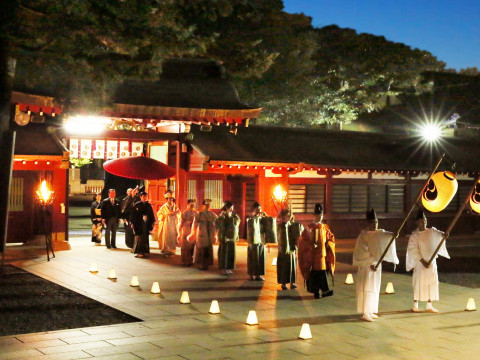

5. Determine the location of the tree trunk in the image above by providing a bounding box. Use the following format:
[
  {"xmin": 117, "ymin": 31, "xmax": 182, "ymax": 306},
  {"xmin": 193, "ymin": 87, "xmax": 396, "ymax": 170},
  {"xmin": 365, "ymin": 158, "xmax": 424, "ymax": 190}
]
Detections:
[{"xmin": 0, "ymin": 1, "xmax": 17, "ymax": 257}]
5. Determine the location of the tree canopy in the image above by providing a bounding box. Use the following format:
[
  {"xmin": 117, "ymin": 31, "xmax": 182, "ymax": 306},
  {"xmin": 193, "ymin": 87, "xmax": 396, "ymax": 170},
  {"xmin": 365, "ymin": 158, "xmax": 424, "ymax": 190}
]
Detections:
[{"xmin": 9, "ymin": 0, "xmax": 448, "ymax": 125}]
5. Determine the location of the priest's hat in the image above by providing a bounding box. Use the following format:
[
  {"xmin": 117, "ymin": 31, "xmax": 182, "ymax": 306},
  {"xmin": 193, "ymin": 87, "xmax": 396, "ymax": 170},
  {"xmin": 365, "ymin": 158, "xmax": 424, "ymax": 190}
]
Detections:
[
  {"xmin": 314, "ymin": 203, "xmax": 323, "ymax": 214},
  {"xmin": 366, "ymin": 208, "xmax": 377, "ymax": 221},
  {"xmin": 415, "ymin": 208, "xmax": 427, "ymax": 220}
]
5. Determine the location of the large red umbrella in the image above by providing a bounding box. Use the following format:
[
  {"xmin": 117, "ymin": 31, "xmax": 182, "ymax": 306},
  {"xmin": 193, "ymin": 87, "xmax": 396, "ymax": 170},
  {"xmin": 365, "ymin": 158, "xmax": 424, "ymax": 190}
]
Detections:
[{"xmin": 103, "ymin": 156, "xmax": 176, "ymax": 180}]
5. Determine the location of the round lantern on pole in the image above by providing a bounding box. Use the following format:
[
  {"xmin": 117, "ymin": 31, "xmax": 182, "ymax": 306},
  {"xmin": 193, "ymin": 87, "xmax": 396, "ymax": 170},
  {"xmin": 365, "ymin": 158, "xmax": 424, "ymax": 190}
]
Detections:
[
  {"xmin": 421, "ymin": 171, "xmax": 458, "ymax": 212},
  {"xmin": 469, "ymin": 181, "xmax": 480, "ymax": 214}
]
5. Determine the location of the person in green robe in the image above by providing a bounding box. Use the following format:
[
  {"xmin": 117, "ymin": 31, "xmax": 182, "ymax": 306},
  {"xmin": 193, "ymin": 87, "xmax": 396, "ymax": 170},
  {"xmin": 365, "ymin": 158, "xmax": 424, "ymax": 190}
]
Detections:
[
  {"xmin": 247, "ymin": 201, "xmax": 268, "ymax": 281},
  {"xmin": 216, "ymin": 200, "xmax": 240, "ymax": 275}
]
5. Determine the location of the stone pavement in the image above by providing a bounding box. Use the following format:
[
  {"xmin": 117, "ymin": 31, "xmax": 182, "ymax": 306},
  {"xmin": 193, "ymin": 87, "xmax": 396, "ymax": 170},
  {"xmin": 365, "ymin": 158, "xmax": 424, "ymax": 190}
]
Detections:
[{"xmin": 2, "ymin": 236, "xmax": 480, "ymax": 360}]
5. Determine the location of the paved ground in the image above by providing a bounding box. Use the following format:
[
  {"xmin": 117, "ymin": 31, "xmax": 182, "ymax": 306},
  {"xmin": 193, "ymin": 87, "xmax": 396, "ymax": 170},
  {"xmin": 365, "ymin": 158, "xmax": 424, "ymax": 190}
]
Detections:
[{"xmin": 2, "ymin": 235, "xmax": 480, "ymax": 360}]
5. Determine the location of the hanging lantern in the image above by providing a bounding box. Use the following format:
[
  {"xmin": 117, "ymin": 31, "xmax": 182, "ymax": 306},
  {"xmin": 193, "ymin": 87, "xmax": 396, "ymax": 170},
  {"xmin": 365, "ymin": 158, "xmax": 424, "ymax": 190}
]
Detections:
[
  {"xmin": 272, "ymin": 257, "xmax": 277, "ymax": 266},
  {"xmin": 469, "ymin": 181, "xmax": 480, "ymax": 214},
  {"xmin": 298, "ymin": 323, "xmax": 312, "ymax": 340},
  {"xmin": 150, "ymin": 282, "xmax": 161, "ymax": 294},
  {"xmin": 421, "ymin": 171, "xmax": 458, "ymax": 212},
  {"xmin": 209, "ymin": 300, "xmax": 221, "ymax": 314},
  {"xmin": 130, "ymin": 275, "xmax": 139, "ymax": 287},
  {"xmin": 345, "ymin": 273, "xmax": 354, "ymax": 285},
  {"xmin": 466, "ymin": 298, "xmax": 476, "ymax": 311},
  {"xmin": 180, "ymin": 291, "xmax": 190, "ymax": 304},
  {"xmin": 89, "ymin": 263, "xmax": 98, "ymax": 274},
  {"xmin": 246, "ymin": 310, "xmax": 258, "ymax": 325},
  {"xmin": 385, "ymin": 282, "xmax": 394, "ymax": 294},
  {"xmin": 108, "ymin": 268, "xmax": 117, "ymax": 280}
]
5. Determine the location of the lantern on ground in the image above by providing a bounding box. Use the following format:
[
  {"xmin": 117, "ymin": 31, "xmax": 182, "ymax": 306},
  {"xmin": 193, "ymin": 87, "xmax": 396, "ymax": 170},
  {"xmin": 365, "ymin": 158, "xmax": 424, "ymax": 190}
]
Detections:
[
  {"xmin": 180, "ymin": 291, "xmax": 190, "ymax": 304},
  {"xmin": 108, "ymin": 268, "xmax": 117, "ymax": 280},
  {"xmin": 272, "ymin": 257, "xmax": 277, "ymax": 266},
  {"xmin": 209, "ymin": 300, "xmax": 220, "ymax": 314},
  {"xmin": 151, "ymin": 282, "xmax": 161, "ymax": 294},
  {"xmin": 385, "ymin": 282, "xmax": 394, "ymax": 294},
  {"xmin": 345, "ymin": 274, "xmax": 354, "ymax": 285},
  {"xmin": 130, "ymin": 275, "xmax": 139, "ymax": 287},
  {"xmin": 89, "ymin": 263, "xmax": 98, "ymax": 274},
  {"xmin": 422, "ymin": 171, "xmax": 458, "ymax": 212},
  {"xmin": 466, "ymin": 298, "xmax": 476, "ymax": 311},
  {"xmin": 246, "ymin": 310, "xmax": 258, "ymax": 325},
  {"xmin": 469, "ymin": 181, "xmax": 480, "ymax": 214},
  {"xmin": 298, "ymin": 323, "xmax": 312, "ymax": 340}
]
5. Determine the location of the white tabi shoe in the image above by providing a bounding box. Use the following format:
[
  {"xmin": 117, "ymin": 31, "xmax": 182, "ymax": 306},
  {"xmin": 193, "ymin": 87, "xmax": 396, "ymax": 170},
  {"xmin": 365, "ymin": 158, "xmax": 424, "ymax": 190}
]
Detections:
[
  {"xmin": 425, "ymin": 303, "xmax": 439, "ymax": 313},
  {"xmin": 370, "ymin": 313, "xmax": 379, "ymax": 319},
  {"xmin": 411, "ymin": 302, "xmax": 421, "ymax": 312},
  {"xmin": 361, "ymin": 313, "xmax": 374, "ymax": 322}
]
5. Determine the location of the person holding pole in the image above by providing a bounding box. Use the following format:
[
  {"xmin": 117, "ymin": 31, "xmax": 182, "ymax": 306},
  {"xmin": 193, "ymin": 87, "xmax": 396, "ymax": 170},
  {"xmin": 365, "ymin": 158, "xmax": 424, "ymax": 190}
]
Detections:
[
  {"xmin": 353, "ymin": 209, "xmax": 399, "ymax": 322},
  {"xmin": 406, "ymin": 209, "xmax": 450, "ymax": 313}
]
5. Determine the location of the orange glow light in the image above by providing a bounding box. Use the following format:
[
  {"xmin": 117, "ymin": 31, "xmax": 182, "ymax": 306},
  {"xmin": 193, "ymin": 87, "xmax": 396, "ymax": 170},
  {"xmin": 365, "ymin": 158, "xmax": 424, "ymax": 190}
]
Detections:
[
  {"xmin": 35, "ymin": 180, "xmax": 55, "ymax": 205},
  {"xmin": 273, "ymin": 185, "xmax": 287, "ymax": 203}
]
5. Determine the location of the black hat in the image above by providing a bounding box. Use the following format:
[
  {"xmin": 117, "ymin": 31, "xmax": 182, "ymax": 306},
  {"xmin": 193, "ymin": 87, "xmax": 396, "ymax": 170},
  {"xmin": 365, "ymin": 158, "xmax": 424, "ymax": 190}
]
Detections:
[
  {"xmin": 251, "ymin": 201, "xmax": 261, "ymax": 210},
  {"xmin": 415, "ymin": 208, "xmax": 426, "ymax": 220},
  {"xmin": 314, "ymin": 203, "xmax": 323, "ymax": 214},
  {"xmin": 187, "ymin": 199, "xmax": 196, "ymax": 204},
  {"xmin": 222, "ymin": 200, "xmax": 233, "ymax": 211},
  {"xmin": 139, "ymin": 191, "xmax": 147, "ymax": 196},
  {"xmin": 366, "ymin": 209, "xmax": 377, "ymax": 221}
]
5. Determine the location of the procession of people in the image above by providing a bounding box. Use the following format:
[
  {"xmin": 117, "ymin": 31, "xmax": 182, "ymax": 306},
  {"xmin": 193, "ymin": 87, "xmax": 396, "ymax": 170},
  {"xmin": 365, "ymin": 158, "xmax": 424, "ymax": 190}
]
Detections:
[{"xmin": 89, "ymin": 185, "xmax": 457, "ymax": 322}]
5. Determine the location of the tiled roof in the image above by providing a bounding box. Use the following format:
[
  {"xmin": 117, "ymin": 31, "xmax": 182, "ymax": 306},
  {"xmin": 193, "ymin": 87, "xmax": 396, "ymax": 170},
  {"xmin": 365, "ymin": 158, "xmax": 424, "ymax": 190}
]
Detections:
[{"xmin": 190, "ymin": 124, "xmax": 480, "ymax": 173}]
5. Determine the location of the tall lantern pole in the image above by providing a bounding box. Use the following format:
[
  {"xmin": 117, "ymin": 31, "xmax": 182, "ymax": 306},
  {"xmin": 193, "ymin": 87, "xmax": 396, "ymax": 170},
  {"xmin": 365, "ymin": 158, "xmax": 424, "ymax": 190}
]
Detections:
[
  {"xmin": 374, "ymin": 153, "xmax": 446, "ymax": 270},
  {"xmin": 426, "ymin": 174, "xmax": 480, "ymax": 267}
]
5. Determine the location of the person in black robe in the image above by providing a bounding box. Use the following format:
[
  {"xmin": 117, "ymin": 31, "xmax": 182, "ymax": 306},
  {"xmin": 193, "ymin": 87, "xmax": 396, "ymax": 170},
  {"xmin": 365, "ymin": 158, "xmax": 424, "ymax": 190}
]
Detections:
[{"xmin": 130, "ymin": 191, "xmax": 155, "ymax": 258}]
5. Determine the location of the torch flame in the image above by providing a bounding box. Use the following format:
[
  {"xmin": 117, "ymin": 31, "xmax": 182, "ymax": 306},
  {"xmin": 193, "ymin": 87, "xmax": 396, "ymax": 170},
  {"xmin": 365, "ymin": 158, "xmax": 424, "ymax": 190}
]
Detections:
[
  {"xmin": 36, "ymin": 180, "xmax": 54, "ymax": 204},
  {"xmin": 273, "ymin": 185, "xmax": 287, "ymax": 202}
]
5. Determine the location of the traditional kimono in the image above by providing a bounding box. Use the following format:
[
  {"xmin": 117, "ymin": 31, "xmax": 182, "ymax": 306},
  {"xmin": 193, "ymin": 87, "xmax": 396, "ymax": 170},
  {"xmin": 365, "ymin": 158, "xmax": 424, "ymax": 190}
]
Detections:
[
  {"xmin": 406, "ymin": 228, "xmax": 449, "ymax": 301},
  {"xmin": 246, "ymin": 215, "xmax": 268, "ymax": 277},
  {"xmin": 277, "ymin": 220, "xmax": 303, "ymax": 285},
  {"xmin": 122, "ymin": 194, "xmax": 137, "ymax": 249},
  {"xmin": 192, "ymin": 210, "xmax": 217, "ymax": 269},
  {"xmin": 130, "ymin": 200, "xmax": 155, "ymax": 255},
  {"xmin": 90, "ymin": 200, "xmax": 102, "ymax": 243},
  {"xmin": 298, "ymin": 222, "xmax": 336, "ymax": 295},
  {"xmin": 157, "ymin": 202, "xmax": 180, "ymax": 255},
  {"xmin": 353, "ymin": 229, "xmax": 399, "ymax": 314},
  {"xmin": 179, "ymin": 209, "xmax": 198, "ymax": 265},
  {"xmin": 216, "ymin": 212, "xmax": 240, "ymax": 270}
]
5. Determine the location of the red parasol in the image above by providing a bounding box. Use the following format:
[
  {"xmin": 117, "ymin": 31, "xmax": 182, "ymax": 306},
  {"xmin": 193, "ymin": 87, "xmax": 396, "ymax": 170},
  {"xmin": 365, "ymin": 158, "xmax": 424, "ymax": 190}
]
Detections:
[{"xmin": 103, "ymin": 156, "xmax": 176, "ymax": 180}]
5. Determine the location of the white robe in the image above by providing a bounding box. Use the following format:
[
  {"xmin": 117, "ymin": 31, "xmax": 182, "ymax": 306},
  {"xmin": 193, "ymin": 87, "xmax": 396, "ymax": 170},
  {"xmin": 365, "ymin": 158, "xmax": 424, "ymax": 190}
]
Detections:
[
  {"xmin": 353, "ymin": 229, "xmax": 399, "ymax": 314},
  {"xmin": 406, "ymin": 228, "xmax": 449, "ymax": 301}
]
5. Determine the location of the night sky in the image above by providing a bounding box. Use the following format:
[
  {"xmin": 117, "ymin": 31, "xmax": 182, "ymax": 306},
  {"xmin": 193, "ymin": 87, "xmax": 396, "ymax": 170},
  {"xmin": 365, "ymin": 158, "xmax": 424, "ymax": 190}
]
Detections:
[{"xmin": 283, "ymin": 0, "xmax": 480, "ymax": 71}]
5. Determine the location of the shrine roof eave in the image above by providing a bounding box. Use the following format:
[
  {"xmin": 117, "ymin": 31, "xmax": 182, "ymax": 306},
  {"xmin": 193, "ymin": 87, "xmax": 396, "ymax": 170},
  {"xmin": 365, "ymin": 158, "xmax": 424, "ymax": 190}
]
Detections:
[
  {"xmin": 63, "ymin": 129, "xmax": 181, "ymax": 142},
  {"xmin": 104, "ymin": 104, "xmax": 261, "ymax": 125}
]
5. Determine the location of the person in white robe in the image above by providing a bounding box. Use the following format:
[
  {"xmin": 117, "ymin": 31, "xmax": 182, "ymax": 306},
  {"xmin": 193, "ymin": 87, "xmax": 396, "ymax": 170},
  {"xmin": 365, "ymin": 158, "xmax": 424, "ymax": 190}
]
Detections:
[
  {"xmin": 157, "ymin": 190, "xmax": 180, "ymax": 256},
  {"xmin": 353, "ymin": 209, "xmax": 399, "ymax": 322},
  {"xmin": 406, "ymin": 209, "xmax": 449, "ymax": 313}
]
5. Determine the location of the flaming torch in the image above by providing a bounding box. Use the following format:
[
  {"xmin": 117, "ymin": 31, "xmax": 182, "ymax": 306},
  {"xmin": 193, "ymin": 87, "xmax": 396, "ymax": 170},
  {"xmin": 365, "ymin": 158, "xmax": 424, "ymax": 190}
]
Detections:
[
  {"xmin": 35, "ymin": 180, "xmax": 56, "ymax": 261},
  {"xmin": 272, "ymin": 185, "xmax": 288, "ymax": 216}
]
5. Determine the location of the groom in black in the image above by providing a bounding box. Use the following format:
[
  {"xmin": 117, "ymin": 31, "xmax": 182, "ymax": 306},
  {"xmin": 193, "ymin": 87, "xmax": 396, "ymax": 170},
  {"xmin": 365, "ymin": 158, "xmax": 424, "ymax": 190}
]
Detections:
[{"xmin": 101, "ymin": 189, "xmax": 121, "ymax": 249}]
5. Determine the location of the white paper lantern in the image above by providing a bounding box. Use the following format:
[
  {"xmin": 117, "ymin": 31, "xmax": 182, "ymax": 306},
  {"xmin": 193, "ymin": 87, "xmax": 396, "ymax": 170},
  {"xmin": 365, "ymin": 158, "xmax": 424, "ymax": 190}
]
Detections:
[
  {"xmin": 209, "ymin": 300, "xmax": 220, "ymax": 314},
  {"xmin": 246, "ymin": 310, "xmax": 258, "ymax": 325},
  {"xmin": 298, "ymin": 323, "xmax": 312, "ymax": 340}
]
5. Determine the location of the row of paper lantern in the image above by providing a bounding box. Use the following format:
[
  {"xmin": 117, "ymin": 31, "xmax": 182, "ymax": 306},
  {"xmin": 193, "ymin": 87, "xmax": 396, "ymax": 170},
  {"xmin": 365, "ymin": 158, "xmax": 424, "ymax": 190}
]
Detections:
[
  {"xmin": 89, "ymin": 263, "xmax": 313, "ymax": 338},
  {"xmin": 344, "ymin": 273, "xmax": 476, "ymax": 311},
  {"xmin": 421, "ymin": 171, "xmax": 480, "ymax": 213}
]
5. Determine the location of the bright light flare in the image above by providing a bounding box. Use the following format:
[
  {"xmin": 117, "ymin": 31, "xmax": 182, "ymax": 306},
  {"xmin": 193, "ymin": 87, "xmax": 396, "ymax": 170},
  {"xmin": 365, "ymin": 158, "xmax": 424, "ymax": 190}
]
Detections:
[
  {"xmin": 36, "ymin": 180, "xmax": 55, "ymax": 204},
  {"xmin": 64, "ymin": 115, "xmax": 110, "ymax": 135},
  {"xmin": 418, "ymin": 122, "xmax": 443, "ymax": 142},
  {"xmin": 273, "ymin": 185, "xmax": 287, "ymax": 202}
]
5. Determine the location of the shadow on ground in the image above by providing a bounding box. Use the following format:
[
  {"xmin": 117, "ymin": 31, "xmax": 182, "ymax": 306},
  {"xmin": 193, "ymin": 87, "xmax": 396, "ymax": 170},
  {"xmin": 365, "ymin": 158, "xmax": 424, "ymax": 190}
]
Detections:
[{"xmin": 0, "ymin": 265, "xmax": 141, "ymax": 336}]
